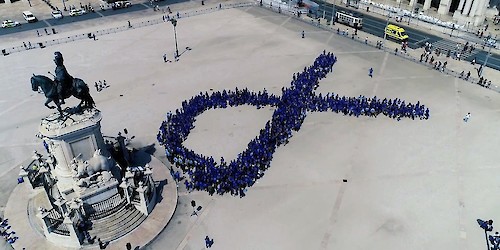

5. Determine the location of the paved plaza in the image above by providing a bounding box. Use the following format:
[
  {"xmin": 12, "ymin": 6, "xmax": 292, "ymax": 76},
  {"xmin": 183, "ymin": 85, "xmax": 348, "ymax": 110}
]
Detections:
[{"xmin": 1, "ymin": 4, "xmax": 500, "ymax": 250}]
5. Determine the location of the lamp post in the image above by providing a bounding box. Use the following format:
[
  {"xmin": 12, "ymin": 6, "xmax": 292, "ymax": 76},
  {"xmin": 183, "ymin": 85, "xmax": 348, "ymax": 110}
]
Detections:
[
  {"xmin": 479, "ymin": 34, "xmax": 496, "ymax": 77},
  {"xmin": 408, "ymin": 0, "xmax": 416, "ymax": 25},
  {"xmin": 170, "ymin": 18, "xmax": 179, "ymax": 59},
  {"xmin": 331, "ymin": 0, "xmax": 336, "ymax": 25},
  {"xmin": 383, "ymin": 13, "xmax": 390, "ymax": 47}
]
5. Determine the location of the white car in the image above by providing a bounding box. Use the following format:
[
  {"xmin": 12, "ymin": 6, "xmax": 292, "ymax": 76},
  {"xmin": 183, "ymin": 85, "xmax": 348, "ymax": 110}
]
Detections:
[
  {"xmin": 51, "ymin": 10, "xmax": 63, "ymax": 19},
  {"xmin": 22, "ymin": 11, "xmax": 37, "ymax": 23},
  {"xmin": 69, "ymin": 8, "xmax": 86, "ymax": 16},
  {"xmin": 112, "ymin": 1, "xmax": 132, "ymax": 9},
  {"xmin": 1, "ymin": 20, "xmax": 20, "ymax": 28},
  {"xmin": 485, "ymin": 38, "xmax": 497, "ymax": 48}
]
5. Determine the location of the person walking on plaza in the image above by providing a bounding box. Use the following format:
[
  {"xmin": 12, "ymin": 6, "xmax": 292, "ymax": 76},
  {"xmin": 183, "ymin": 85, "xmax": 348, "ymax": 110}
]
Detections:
[
  {"xmin": 205, "ymin": 236, "xmax": 214, "ymax": 248},
  {"xmin": 463, "ymin": 112, "xmax": 471, "ymax": 122},
  {"xmin": 368, "ymin": 68, "xmax": 373, "ymax": 78},
  {"xmin": 302, "ymin": 30, "xmax": 304, "ymax": 38}
]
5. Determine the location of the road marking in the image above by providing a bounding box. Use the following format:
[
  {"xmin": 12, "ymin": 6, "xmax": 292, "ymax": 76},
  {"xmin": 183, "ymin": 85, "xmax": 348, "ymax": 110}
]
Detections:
[
  {"xmin": 325, "ymin": 32, "xmax": 334, "ymax": 45},
  {"xmin": 370, "ymin": 51, "xmax": 389, "ymax": 97},
  {"xmin": 454, "ymin": 78, "xmax": 468, "ymax": 249},
  {"xmin": 279, "ymin": 16, "xmax": 291, "ymax": 27},
  {"xmin": 0, "ymin": 99, "xmax": 30, "ymax": 118},
  {"xmin": 320, "ymin": 180, "xmax": 348, "ymax": 249},
  {"xmin": 42, "ymin": 20, "xmax": 51, "ymax": 27},
  {"xmin": 176, "ymin": 199, "xmax": 215, "ymax": 250}
]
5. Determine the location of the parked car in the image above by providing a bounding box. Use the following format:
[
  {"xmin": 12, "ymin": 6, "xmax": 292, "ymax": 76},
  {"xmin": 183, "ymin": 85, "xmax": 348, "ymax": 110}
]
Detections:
[
  {"xmin": 485, "ymin": 37, "xmax": 497, "ymax": 48},
  {"xmin": 1, "ymin": 20, "xmax": 20, "ymax": 28},
  {"xmin": 112, "ymin": 1, "xmax": 131, "ymax": 10},
  {"xmin": 22, "ymin": 11, "xmax": 37, "ymax": 23},
  {"xmin": 51, "ymin": 10, "xmax": 63, "ymax": 19},
  {"xmin": 69, "ymin": 8, "xmax": 86, "ymax": 16}
]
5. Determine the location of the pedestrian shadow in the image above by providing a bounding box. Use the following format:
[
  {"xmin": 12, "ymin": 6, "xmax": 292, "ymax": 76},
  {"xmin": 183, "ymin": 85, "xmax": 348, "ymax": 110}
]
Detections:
[
  {"xmin": 177, "ymin": 46, "xmax": 192, "ymax": 60},
  {"xmin": 155, "ymin": 179, "xmax": 167, "ymax": 203}
]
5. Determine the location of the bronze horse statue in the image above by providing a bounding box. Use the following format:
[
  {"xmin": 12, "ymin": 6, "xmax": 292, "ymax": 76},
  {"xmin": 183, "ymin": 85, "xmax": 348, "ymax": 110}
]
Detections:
[{"xmin": 31, "ymin": 74, "xmax": 95, "ymax": 116}]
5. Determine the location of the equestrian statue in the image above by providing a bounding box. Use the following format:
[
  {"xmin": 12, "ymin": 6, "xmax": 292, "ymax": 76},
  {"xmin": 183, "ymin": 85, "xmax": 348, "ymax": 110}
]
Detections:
[{"xmin": 31, "ymin": 51, "xmax": 95, "ymax": 117}]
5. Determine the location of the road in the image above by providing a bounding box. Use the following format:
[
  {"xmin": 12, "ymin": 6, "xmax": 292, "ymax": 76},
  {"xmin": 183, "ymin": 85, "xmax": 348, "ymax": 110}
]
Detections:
[
  {"xmin": 0, "ymin": 0, "xmax": 186, "ymax": 36},
  {"xmin": 312, "ymin": 1, "xmax": 500, "ymax": 70}
]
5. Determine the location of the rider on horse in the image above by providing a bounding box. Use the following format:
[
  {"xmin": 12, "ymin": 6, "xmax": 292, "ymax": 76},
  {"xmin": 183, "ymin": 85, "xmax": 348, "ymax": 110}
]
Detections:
[{"xmin": 54, "ymin": 51, "xmax": 73, "ymax": 104}]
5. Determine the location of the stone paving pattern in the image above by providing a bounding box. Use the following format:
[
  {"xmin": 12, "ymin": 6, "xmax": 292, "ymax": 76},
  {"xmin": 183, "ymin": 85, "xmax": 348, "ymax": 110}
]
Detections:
[{"xmin": 1, "ymin": 2, "xmax": 500, "ymax": 250}]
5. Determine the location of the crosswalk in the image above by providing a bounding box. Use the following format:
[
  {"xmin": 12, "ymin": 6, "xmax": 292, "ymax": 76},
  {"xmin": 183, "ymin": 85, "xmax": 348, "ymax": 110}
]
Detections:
[{"xmin": 431, "ymin": 39, "xmax": 479, "ymax": 61}]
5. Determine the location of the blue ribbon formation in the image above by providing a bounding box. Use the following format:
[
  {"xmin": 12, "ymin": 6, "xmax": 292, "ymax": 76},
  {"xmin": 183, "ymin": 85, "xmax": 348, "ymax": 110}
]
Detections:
[{"xmin": 158, "ymin": 52, "xmax": 430, "ymax": 197}]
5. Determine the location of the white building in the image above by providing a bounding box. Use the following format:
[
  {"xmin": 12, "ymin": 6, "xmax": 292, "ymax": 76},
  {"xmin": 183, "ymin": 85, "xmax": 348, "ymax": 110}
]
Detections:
[{"xmin": 402, "ymin": 0, "xmax": 497, "ymax": 26}]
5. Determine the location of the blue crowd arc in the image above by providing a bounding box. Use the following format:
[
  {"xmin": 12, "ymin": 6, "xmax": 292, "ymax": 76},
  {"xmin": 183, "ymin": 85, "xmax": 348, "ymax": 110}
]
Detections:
[{"xmin": 158, "ymin": 52, "xmax": 430, "ymax": 198}]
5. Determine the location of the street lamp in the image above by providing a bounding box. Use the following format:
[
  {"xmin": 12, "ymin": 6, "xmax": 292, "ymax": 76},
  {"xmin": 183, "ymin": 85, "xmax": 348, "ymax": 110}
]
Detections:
[
  {"xmin": 408, "ymin": 0, "xmax": 416, "ymax": 25},
  {"xmin": 62, "ymin": 0, "xmax": 67, "ymax": 11},
  {"xmin": 383, "ymin": 13, "xmax": 390, "ymax": 48},
  {"xmin": 479, "ymin": 34, "xmax": 497, "ymax": 77},
  {"xmin": 331, "ymin": 0, "xmax": 336, "ymax": 25},
  {"xmin": 170, "ymin": 18, "xmax": 179, "ymax": 60}
]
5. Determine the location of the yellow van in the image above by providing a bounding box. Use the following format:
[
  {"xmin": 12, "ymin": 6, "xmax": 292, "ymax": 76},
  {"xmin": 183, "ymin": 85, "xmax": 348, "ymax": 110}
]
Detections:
[{"xmin": 384, "ymin": 24, "xmax": 409, "ymax": 42}]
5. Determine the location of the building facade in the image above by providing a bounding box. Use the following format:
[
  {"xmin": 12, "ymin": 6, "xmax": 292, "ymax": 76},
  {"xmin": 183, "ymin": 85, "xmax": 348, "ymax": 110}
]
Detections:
[{"xmin": 401, "ymin": 0, "xmax": 495, "ymax": 26}]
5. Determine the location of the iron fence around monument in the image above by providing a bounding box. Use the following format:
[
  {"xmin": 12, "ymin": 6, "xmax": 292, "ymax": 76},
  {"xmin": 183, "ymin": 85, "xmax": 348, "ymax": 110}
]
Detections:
[
  {"xmin": 45, "ymin": 208, "xmax": 70, "ymax": 236},
  {"xmin": 85, "ymin": 193, "xmax": 127, "ymax": 220},
  {"xmin": 25, "ymin": 159, "xmax": 47, "ymax": 189}
]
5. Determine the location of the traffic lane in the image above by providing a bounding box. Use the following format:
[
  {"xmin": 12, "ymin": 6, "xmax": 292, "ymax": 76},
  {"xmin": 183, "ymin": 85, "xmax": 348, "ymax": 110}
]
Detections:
[
  {"xmin": 0, "ymin": 21, "xmax": 49, "ymax": 36},
  {"xmin": 100, "ymin": 4, "xmax": 149, "ymax": 17},
  {"xmin": 321, "ymin": 2, "xmax": 500, "ymax": 69},
  {"xmin": 156, "ymin": 0, "xmax": 193, "ymax": 8},
  {"xmin": 0, "ymin": 13, "xmax": 100, "ymax": 37},
  {"xmin": 323, "ymin": 4, "xmax": 443, "ymax": 45},
  {"xmin": 45, "ymin": 13, "xmax": 101, "ymax": 26},
  {"xmin": 357, "ymin": 12, "xmax": 443, "ymax": 45},
  {"xmin": 0, "ymin": 26, "xmax": 26, "ymax": 36},
  {"xmin": 320, "ymin": 4, "xmax": 431, "ymax": 46},
  {"xmin": 0, "ymin": 0, "xmax": 178, "ymax": 37},
  {"xmin": 474, "ymin": 52, "xmax": 500, "ymax": 71}
]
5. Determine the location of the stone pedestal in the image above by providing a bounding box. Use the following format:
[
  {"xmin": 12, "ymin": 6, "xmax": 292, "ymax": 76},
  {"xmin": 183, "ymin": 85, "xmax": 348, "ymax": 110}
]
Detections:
[{"xmin": 38, "ymin": 109, "xmax": 107, "ymax": 200}]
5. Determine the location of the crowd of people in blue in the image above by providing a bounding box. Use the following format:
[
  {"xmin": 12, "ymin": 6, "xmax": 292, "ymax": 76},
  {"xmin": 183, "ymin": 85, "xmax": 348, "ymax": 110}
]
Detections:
[
  {"xmin": 0, "ymin": 218, "xmax": 18, "ymax": 245},
  {"xmin": 157, "ymin": 51, "xmax": 430, "ymax": 198}
]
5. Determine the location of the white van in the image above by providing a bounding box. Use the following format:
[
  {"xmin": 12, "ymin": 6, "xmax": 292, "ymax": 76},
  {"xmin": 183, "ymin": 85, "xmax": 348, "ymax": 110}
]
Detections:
[{"xmin": 22, "ymin": 11, "xmax": 37, "ymax": 23}]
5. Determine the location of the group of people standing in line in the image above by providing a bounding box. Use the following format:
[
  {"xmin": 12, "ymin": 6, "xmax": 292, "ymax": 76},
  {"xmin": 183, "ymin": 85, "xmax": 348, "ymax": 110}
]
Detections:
[{"xmin": 0, "ymin": 218, "xmax": 18, "ymax": 245}]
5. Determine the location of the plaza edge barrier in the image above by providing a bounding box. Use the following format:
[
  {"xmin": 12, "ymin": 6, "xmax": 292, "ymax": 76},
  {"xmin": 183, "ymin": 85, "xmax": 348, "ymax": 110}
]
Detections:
[{"xmin": 1, "ymin": 2, "xmax": 255, "ymax": 57}]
